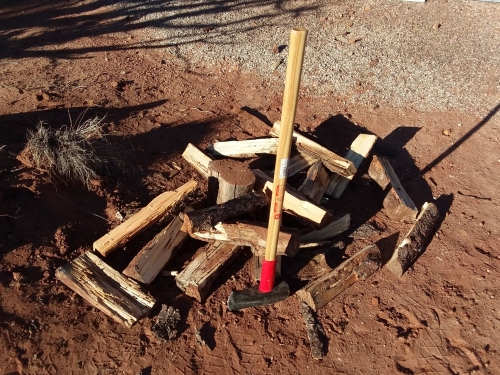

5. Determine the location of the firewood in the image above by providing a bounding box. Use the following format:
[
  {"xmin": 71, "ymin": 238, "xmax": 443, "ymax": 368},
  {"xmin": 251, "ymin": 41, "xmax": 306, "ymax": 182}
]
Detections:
[
  {"xmin": 55, "ymin": 252, "xmax": 156, "ymax": 328},
  {"xmin": 368, "ymin": 156, "xmax": 418, "ymax": 221},
  {"xmin": 208, "ymin": 159, "xmax": 256, "ymax": 205},
  {"xmin": 270, "ymin": 121, "xmax": 356, "ymax": 177},
  {"xmin": 386, "ymin": 202, "xmax": 440, "ymax": 277},
  {"xmin": 182, "ymin": 143, "xmax": 213, "ymax": 178},
  {"xmin": 299, "ymin": 301, "xmax": 325, "ymax": 360},
  {"xmin": 207, "ymin": 138, "xmax": 279, "ymax": 158},
  {"xmin": 297, "ymin": 245, "xmax": 382, "ymax": 311},
  {"xmin": 188, "ymin": 221, "xmax": 300, "ymax": 257},
  {"xmin": 300, "ymin": 213, "xmax": 350, "ymax": 243},
  {"xmin": 182, "ymin": 191, "xmax": 269, "ymax": 234},
  {"xmin": 273, "ymin": 152, "xmax": 317, "ymax": 177},
  {"xmin": 122, "ymin": 207, "xmax": 193, "ymax": 285},
  {"xmin": 93, "ymin": 180, "xmax": 197, "ymax": 256},
  {"xmin": 298, "ymin": 160, "xmax": 330, "ymax": 204},
  {"xmin": 175, "ymin": 242, "xmax": 243, "ymax": 301},
  {"xmin": 253, "ymin": 169, "xmax": 333, "ymax": 228},
  {"xmin": 325, "ymin": 134, "xmax": 377, "ymax": 198}
]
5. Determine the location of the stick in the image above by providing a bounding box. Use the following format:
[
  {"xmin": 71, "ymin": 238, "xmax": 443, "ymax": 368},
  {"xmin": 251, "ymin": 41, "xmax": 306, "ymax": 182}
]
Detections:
[
  {"xmin": 182, "ymin": 143, "xmax": 213, "ymax": 178},
  {"xmin": 297, "ymin": 245, "xmax": 382, "ymax": 311},
  {"xmin": 300, "ymin": 213, "xmax": 350, "ymax": 243},
  {"xmin": 93, "ymin": 180, "xmax": 197, "ymax": 256},
  {"xmin": 207, "ymin": 138, "xmax": 279, "ymax": 158},
  {"xmin": 386, "ymin": 202, "xmax": 440, "ymax": 276}
]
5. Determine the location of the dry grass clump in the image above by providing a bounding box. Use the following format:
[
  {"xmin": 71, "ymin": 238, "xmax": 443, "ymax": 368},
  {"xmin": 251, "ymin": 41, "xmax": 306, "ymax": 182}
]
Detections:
[{"xmin": 24, "ymin": 115, "xmax": 118, "ymax": 189}]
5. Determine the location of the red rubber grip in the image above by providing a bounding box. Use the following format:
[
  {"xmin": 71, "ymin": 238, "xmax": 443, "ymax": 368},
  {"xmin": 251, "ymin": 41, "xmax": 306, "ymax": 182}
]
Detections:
[{"xmin": 259, "ymin": 259, "xmax": 277, "ymax": 293}]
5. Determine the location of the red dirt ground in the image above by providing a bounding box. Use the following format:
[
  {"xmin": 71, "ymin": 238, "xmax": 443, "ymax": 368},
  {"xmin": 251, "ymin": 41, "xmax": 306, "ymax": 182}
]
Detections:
[{"xmin": 1, "ymin": 3, "xmax": 499, "ymax": 375}]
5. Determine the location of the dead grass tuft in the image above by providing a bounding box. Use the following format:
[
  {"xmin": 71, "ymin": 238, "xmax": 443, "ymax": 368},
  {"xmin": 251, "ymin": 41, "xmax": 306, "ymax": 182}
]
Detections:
[{"xmin": 24, "ymin": 115, "xmax": 120, "ymax": 189}]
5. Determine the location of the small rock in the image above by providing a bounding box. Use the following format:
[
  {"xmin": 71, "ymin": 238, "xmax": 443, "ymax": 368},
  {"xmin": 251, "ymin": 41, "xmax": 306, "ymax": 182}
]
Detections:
[
  {"xmin": 371, "ymin": 297, "xmax": 379, "ymax": 307},
  {"xmin": 433, "ymin": 23, "xmax": 441, "ymax": 30},
  {"xmin": 151, "ymin": 304, "xmax": 181, "ymax": 341},
  {"xmin": 369, "ymin": 59, "xmax": 379, "ymax": 67},
  {"xmin": 272, "ymin": 44, "xmax": 279, "ymax": 55},
  {"xmin": 12, "ymin": 271, "xmax": 22, "ymax": 281},
  {"xmin": 319, "ymin": 16, "xmax": 328, "ymax": 22},
  {"xmin": 346, "ymin": 21, "xmax": 353, "ymax": 28},
  {"xmin": 348, "ymin": 38, "xmax": 360, "ymax": 45},
  {"xmin": 443, "ymin": 129, "xmax": 451, "ymax": 136},
  {"xmin": 365, "ymin": 5, "xmax": 371, "ymax": 11}
]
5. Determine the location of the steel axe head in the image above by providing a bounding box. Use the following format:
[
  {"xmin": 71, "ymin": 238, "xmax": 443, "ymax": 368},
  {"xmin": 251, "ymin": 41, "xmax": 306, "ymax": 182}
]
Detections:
[{"xmin": 227, "ymin": 280, "xmax": 290, "ymax": 311}]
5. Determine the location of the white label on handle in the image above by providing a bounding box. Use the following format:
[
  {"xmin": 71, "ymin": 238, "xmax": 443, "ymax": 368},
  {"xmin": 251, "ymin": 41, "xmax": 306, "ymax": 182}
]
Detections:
[{"xmin": 279, "ymin": 158, "xmax": 289, "ymax": 178}]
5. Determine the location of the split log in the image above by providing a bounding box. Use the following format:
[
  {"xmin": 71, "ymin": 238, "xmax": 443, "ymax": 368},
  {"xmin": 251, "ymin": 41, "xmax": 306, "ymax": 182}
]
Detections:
[
  {"xmin": 93, "ymin": 180, "xmax": 197, "ymax": 256},
  {"xmin": 182, "ymin": 191, "xmax": 270, "ymax": 234},
  {"xmin": 368, "ymin": 155, "xmax": 418, "ymax": 221},
  {"xmin": 254, "ymin": 255, "xmax": 282, "ymax": 281},
  {"xmin": 297, "ymin": 245, "xmax": 382, "ymax": 311},
  {"xmin": 122, "ymin": 207, "xmax": 193, "ymax": 285},
  {"xmin": 55, "ymin": 252, "xmax": 156, "ymax": 328},
  {"xmin": 207, "ymin": 138, "xmax": 279, "ymax": 158},
  {"xmin": 188, "ymin": 221, "xmax": 300, "ymax": 257},
  {"xmin": 253, "ymin": 169, "xmax": 333, "ymax": 228},
  {"xmin": 270, "ymin": 121, "xmax": 356, "ymax": 177},
  {"xmin": 175, "ymin": 242, "xmax": 243, "ymax": 301},
  {"xmin": 182, "ymin": 143, "xmax": 213, "ymax": 178},
  {"xmin": 208, "ymin": 159, "xmax": 256, "ymax": 205},
  {"xmin": 300, "ymin": 213, "xmax": 350, "ymax": 243},
  {"xmin": 386, "ymin": 202, "xmax": 440, "ymax": 277},
  {"xmin": 273, "ymin": 152, "xmax": 317, "ymax": 177},
  {"xmin": 298, "ymin": 160, "xmax": 330, "ymax": 204},
  {"xmin": 299, "ymin": 301, "xmax": 325, "ymax": 360},
  {"xmin": 325, "ymin": 134, "xmax": 377, "ymax": 198}
]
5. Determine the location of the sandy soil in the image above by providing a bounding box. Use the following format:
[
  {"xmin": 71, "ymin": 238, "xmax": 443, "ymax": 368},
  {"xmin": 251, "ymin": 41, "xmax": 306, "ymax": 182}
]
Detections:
[{"xmin": 1, "ymin": 1, "xmax": 499, "ymax": 375}]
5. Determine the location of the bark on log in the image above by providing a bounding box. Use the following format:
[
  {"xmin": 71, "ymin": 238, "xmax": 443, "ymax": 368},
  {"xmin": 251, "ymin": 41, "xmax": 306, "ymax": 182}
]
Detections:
[
  {"xmin": 55, "ymin": 252, "xmax": 156, "ymax": 328},
  {"xmin": 386, "ymin": 202, "xmax": 440, "ymax": 277},
  {"xmin": 93, "ymin": 180, "xmax": 197, "ymax": 256},
  {"xmin": 270, "ymin": 121, "xmax": 356, "ymax": 177},
  {"xmin": 253, "ymin": 169, "xmax": 333, "ymax": 228},
  {"xmin": 182, "ymin": 191, "xmax": 270, "ymax": 234},
  {"xmin": 300, "ymin": 213, "xmax": 350, "ymax": 243},
  {"xmin": 208, "ymin": 159, "xmax": 256, "ymax": 205},
  {"xmin": 182, "ymin": 143, "xmax": 213, "ymax": 178},
  {"xmin": 188, "ymin": 221, "xmax": 300, "ymax": 257},
  {"xmin": 123, "ymin": 208, "xmax": 193, "ymax": 285},
  {"xmin": 207, "ymin": 138, "xmax": 279, "ymax": 158},
  {"xmin": 299, "ymin": 301, "xmax": 325, "ymax": 360},
  {"xmin": 298, "ymin": 160, "xmax": 330, "ymax": 204},
  {"xmin": 297, "ymin": 245, "xmax": 382, "ymax": 311},
  {"xmin": 175, "ymin": 242, "xmax": 243, "ymax": 301},
  {"xmin": 368, "ymin": 156, "xmax": 418, "ymax": 221},
  {"xmin": 325, "ymin": 134, "xmax": 377, "ymax": 198}
]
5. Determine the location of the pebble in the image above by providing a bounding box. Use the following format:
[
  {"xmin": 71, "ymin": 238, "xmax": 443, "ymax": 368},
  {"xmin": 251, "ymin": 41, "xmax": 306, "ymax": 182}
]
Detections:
[
  {"xmin": 433, "ymin": 23, "xmax": 441, "ymax": 30},
  {"xmin": 443, "ymin": 129, "xmax": 451, "ymax": 136}
]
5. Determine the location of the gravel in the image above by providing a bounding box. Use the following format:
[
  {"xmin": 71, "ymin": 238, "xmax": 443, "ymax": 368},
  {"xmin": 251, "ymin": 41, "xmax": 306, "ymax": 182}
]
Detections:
[{"xmin": 116, "ymin": 0, "xmax": 500, "ymax": 114}]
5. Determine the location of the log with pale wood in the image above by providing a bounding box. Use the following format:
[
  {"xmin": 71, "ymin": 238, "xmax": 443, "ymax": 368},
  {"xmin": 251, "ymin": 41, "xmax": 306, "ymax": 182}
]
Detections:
[
  {"xmin": 386, "ymin": 202, "xmax": 440, "ymax": 277},
  {"xmin": 187, "ymin": 221, "xmax": 300, "ymax": 257},
  {"xmin": 368, "ymin": 155, "xmax": 418, "ymax": 221},
  {"xmin": 325, "ymin": 134, "xmax": 377, "ymax": 198},
  {"xmin": 181, "ymin": 191, "xmax": 270, "ymax": 234},
  {"xmin": 253, "ymin": 169, "xmax": 333, "ymax": 228},
  {"xmin": 93, "ymin": 180, "xmax": 197, "ymax": 256},
  {"xmin": 208, "ymin": 159, "xmax": 256, "ymax": 205},
  {"xmin": 300, "ymin": 213, "xmax": 350, "ymax": 243},
  {"xmin": 56, "ymin": 252, "xmax": 156, "ymax": 328},
  {"xmin": 297, "ymin": 244, "xmax": 382, "ymax": 311},
  {"xmin": 207, "ymin": 138, "xmax": 279, "ymax": 158},
  {"xmin": 182, "ymin": 143, "xmax": 213, "ymax": 178},
  {"xmin": 272, "ymin": 152, "xmax": 317, "ymax": 177},
  {"xmin": 299, "ymin": 301, "xmax": 325, "ymax": 360},
  {"xmin": 175, "ymin": 242, "xmax": 244, "ymax": 301},
  {"xmin": 298, "ymin": 160, "xmax": 330, "ymax": 204},
  {"xmin": 123, "ymin": 207, "xmax": 193, "ymax": 285},
  {"xmin": 270, "ymin": 121, "xmax": 357, "ymax": 177}
]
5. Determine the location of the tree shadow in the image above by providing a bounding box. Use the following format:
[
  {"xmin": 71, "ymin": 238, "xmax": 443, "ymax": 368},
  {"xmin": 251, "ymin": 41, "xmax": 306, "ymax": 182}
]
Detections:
[{"xmin": 0, "ymin": 0, "xmax": 320, "ymax": 59}]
